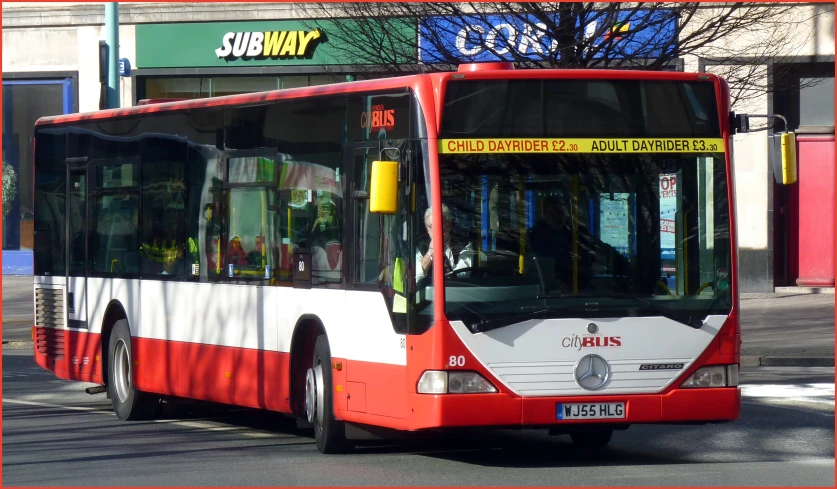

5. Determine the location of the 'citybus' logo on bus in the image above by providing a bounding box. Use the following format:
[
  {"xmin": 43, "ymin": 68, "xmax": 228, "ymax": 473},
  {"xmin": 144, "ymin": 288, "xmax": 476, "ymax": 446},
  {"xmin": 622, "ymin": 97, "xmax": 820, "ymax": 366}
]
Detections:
[
  {"xmin": 215, "ymin": 28, "xmax": 324, "ymax": 60},
  {"xmin": 361, "ymin": 104, "xmax": 396, "ymax": 131},
  {"xmin": 563, "ymin": 334, "xmax": 622, "ymax": 351}
]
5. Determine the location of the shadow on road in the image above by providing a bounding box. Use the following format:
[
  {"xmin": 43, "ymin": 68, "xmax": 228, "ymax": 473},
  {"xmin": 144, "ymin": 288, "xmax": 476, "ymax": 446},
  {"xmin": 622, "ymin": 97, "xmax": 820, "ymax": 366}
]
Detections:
[{"xmin": 9, "ymin": 394, "xmax": 818, "ymax": 470}]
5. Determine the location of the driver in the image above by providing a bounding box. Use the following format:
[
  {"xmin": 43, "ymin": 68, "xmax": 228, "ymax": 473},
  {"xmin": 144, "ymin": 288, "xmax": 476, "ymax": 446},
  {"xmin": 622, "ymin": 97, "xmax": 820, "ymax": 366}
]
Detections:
[{"xmin": 416, "ymin": 204, "xmax": 474, "ymax": 283}]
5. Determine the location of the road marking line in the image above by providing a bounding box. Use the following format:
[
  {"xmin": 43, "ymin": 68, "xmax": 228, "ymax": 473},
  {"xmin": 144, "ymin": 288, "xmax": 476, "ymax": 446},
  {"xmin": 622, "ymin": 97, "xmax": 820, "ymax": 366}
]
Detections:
[
  {"xmin": 740, "ymin": 383, "xmax": 834, "ymax": 399},
  {"xmin": 3, "ymin": 398, "xmax": 114, "ymax": 415},
  {"xmin": 2, "ymin": 397, "xmax": 304, "ymax": 440}
]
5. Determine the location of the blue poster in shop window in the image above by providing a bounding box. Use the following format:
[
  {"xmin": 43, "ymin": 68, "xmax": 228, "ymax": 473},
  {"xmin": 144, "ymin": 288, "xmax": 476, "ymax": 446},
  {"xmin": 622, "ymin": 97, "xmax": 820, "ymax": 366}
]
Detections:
[{"xmin": 419, "ymin": 9, "xmax": 677, "ymax": 63}]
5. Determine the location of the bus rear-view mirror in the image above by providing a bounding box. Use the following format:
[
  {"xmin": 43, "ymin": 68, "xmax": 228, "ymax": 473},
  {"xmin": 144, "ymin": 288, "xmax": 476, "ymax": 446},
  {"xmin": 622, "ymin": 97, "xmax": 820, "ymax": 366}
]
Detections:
[
  {"xmin": 735, "ymin": 112, "xmax": 797, "ymax": 186},
  {"xmin": 771, "ymin": 132, "xmax": 798, "ymax": 185},
  {"xmin": 370, "ymin": 160, "xmax": 398, "ymax": 214}
]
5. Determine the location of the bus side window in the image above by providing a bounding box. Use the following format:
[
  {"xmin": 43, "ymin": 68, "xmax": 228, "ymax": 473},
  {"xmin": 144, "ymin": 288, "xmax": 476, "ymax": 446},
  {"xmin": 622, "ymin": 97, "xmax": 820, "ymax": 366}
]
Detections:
[
  {"xmin": 225, "ymin": 185, "xmax": 278, "ymax": 282},
  {"xmin": 309, "ymin": 188, "xmax": 342, "ymax": 286},
  {"xmin": 91, "ymin": 193, "xmax": 140, "ymax": 275},
  {"xmin": 89, "ymin": 137, "xmax": 141, "ymax": 277},
  {"xmin": 140, "ymin": 136, "xmax": 188, "ymax": 279}
]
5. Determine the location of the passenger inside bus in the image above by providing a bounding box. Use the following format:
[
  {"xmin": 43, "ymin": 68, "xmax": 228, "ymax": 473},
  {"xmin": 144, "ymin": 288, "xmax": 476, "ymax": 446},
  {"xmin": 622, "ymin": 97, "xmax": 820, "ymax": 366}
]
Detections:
[
  {"xmin": 310, "ymin": 195, "xmax": 342, "ymax": 283},
  {"xmin": 310, "ymin": 196, "xmax": 340, "ymax": 248},
  {"xmin": 416, "ymin": 204, "xmax": 475, "ymax": 283},
  {"xmin": 227, "ymin": 236, "xmax": 249, "ymax": 266}
]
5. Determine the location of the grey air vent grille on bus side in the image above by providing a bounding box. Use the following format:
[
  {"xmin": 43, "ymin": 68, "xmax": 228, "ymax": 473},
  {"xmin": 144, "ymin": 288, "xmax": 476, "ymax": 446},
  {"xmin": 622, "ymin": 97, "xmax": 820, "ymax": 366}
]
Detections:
[
  {"xmin": 34, "ymin": 287, "xmax": 66, "ymax": 359},
  {"xmin": 35, "ymin": 287, "xmax": 65, "ymax": 329}
]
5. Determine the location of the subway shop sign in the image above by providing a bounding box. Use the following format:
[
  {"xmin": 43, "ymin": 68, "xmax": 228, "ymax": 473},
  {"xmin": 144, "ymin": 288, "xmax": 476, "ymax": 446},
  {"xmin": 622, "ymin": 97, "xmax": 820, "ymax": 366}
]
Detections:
[
  {"xmin": 136, "ymin": 20, "xmax": 415, "ymax": 68},
  {"xmin": 215, "ymin": 29, "xmax": 324, "ymax": 60}
]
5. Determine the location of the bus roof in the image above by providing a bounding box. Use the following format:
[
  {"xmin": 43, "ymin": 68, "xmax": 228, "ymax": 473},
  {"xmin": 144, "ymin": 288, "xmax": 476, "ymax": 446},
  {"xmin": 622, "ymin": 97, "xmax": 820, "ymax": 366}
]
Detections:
[{"xmin": 35, "ymin": 64, "xmax": 721, "ymax": 127}]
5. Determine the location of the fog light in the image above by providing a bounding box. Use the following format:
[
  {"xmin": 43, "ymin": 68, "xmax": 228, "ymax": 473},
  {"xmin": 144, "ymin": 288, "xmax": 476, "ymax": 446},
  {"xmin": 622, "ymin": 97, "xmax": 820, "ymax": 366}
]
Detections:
[
  {"xmin": 417, "ymin": 370, "xmax": 497, "ymax": 394},
  {"xmin": 680, "ymin": 365, "xmax": 728, "ymax": 388}
]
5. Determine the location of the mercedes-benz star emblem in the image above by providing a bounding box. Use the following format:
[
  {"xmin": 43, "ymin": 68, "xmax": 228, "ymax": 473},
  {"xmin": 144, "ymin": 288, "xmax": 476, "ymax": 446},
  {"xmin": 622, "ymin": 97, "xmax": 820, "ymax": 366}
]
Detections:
[
  {"xmin": 587, "ymin": 322, "xmax": 598, "ymax": 334},
  {"xmin": 574, "ymin": 354, "xmax": 611, "ymax": 391}
]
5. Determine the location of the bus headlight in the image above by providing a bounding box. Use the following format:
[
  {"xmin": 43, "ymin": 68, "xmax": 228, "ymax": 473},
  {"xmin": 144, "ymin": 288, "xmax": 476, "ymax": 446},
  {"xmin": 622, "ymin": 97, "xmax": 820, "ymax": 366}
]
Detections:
[
  {"xmin": 680, "ymin": 365, "xmax": 739, "ymax": 388},
  {"xmin": 417, "ymin": 371, "xmax": 497, "ymax": 394}
]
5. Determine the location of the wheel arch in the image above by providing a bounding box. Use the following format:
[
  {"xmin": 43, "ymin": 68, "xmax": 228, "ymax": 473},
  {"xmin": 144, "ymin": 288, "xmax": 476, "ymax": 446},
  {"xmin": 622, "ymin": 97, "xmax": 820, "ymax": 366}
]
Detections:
[
  {"xmin": 288, "ymin": 314, "xmax": 328, "ymax": 418},
  {"xmin": 100, "ymin": 300, "xmax": 128, "ymax": 386}
]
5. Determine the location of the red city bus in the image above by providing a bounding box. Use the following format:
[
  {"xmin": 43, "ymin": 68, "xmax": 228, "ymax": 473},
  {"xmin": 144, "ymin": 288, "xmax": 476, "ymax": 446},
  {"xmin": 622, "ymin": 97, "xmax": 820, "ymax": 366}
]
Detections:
[{"xmin": 32, "ymin": 63, "xmax": 797, "ymax": 453}]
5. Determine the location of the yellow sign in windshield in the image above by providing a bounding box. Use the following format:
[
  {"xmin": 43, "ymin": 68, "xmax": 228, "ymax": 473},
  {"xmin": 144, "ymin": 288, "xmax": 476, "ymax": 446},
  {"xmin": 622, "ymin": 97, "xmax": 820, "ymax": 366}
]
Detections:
[{"xmin": 439, "ymin": 138, "xmax": 725, "ymax": 154}]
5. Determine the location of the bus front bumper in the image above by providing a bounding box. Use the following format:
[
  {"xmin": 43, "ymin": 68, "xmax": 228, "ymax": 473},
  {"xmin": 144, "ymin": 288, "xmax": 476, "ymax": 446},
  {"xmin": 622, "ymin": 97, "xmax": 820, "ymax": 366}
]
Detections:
[{"xmin": 407, "ymin": 387, "xmax": 741, "ymax": 430}]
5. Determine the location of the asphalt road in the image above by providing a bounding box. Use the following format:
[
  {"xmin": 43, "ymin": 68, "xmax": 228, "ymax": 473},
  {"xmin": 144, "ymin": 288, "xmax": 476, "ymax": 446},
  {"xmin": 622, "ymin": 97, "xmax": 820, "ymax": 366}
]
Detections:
[{"xmin": 2, "ymin": 347, "xmax": 834, "ymax": 486}]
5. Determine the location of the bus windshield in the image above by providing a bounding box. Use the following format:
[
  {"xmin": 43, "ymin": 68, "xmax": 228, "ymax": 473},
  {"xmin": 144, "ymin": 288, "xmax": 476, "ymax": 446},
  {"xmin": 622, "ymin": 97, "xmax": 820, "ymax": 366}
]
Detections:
[{"xmin": 430, "ymin": 78, "xmax": 732, "ymax": 331}]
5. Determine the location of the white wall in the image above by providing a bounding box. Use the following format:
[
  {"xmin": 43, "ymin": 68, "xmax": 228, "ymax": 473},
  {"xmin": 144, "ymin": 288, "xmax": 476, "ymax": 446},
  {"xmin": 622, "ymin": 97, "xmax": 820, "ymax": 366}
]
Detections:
[
  {"xmin": 2, "ymin": 28, "xmax": 79, "ymax": 72},
  {"xmin": 3, "ymin": 23, "xmax": 137, "ymax": 113}
]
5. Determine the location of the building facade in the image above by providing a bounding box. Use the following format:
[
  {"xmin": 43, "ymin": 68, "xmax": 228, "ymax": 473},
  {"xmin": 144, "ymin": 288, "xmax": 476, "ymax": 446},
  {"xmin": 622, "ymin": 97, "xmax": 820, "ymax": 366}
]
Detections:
[{"xmin": 2, "ymin": 2, "xmax": 834, "ymax": 292}]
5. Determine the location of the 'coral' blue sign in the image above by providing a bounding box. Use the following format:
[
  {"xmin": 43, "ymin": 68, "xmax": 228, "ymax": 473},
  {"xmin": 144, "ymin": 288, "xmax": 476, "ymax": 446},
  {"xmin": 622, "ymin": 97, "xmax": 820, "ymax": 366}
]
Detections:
[{"xmin": 419, "ymin": 10, "xmax": 677, "ymax": 63}]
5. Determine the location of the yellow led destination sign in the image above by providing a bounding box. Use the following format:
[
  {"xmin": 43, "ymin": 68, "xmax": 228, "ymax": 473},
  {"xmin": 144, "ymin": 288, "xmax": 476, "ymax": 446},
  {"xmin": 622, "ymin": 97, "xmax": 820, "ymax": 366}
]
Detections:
[{"xmin": 439, "ymin": 138, "xmax": 726, "ymax": 154}]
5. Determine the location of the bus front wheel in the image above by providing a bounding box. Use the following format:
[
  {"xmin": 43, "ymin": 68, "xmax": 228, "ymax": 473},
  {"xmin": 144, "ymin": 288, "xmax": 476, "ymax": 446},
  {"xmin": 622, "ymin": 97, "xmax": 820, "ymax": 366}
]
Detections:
[
  {"xmin": 306, "ymin": 335, "xmax": 352, "ymax": 454},
  {"xmin": 107, "ymin": 320, "xmax": 158, "ymax": 420}
]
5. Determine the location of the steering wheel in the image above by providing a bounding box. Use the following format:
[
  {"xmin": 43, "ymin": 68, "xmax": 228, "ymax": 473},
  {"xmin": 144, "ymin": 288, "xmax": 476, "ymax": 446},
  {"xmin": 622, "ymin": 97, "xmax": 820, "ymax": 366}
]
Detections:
[{"xmin": 445, "ymin": 267, "xmax": 499, "ymax": 279}]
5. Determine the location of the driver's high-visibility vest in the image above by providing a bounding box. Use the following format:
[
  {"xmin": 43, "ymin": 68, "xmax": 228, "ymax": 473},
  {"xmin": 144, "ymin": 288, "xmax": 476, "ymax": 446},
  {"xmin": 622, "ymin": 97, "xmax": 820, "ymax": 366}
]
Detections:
[{"xmin": 392, "ymin": 257, "xmax": 406, "ymax": 295}]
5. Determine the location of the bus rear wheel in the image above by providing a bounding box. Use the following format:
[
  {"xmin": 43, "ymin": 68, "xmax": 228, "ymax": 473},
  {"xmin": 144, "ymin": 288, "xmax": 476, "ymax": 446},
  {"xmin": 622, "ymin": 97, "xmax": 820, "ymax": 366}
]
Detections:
[
  {"xmin": 107, "ymin": 320, "xmax": 158, "ymax": 420},
  {"xmin": 305, "ymin": 335, "xmax": 352, "ymax": 454}
]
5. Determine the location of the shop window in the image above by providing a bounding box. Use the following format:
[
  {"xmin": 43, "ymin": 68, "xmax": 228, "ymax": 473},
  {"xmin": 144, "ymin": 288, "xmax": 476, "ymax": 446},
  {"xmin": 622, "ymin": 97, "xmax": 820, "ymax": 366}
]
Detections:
[
  {"xmin": 279, "ymin": 76, "xmax": 309, "ymax": 90},
  {"xmin": 3, "ymin": 80, "xmax": 70, "ymax": 253},
  {"xmin": 141, "ymin": 75, "xmax": 354, "ymax": 102},
  {"xmin": 800, "ymin": 76, "xmax": 834, "ymax": 127}
]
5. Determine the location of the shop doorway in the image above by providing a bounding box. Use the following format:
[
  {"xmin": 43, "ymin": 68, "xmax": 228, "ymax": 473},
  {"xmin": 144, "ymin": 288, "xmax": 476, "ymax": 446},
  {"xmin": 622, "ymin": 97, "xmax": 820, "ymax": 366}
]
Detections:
[{"xmin": 772, "ymin": 61, "xmax": 835, "ymax": 287}]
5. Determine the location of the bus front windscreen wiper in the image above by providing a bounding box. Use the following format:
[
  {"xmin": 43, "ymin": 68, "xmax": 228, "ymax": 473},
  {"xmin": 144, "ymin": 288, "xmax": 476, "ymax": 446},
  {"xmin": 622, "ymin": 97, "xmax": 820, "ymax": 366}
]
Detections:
[
  {"xmin": 568, "ymin": 294, "xmax": 705, "ymax": 329},
  {"xmin": 469, "ymin": 309, "xmax": 557, "ymax": 333},
  {"xmin": 467, "ymin": 295, "xmax": 705, "ymax": 333}
]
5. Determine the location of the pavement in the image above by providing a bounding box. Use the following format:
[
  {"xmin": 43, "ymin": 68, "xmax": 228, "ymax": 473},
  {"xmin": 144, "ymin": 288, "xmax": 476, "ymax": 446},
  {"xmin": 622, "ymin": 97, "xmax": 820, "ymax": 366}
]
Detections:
[
  {"xmin": 739, "ymin": 290, "xmax": 834, "ymax": 367},
  {"xmin": 2, "ymin": 276, "xmax": 834, "ymax": 366}
]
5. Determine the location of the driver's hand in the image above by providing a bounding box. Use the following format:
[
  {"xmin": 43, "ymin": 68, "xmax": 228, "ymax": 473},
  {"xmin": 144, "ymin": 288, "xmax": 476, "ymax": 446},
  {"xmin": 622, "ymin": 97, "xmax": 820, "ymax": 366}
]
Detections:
[{"xmin": 422, "ymin": 243, "xmax": 433, "ymax": 272}]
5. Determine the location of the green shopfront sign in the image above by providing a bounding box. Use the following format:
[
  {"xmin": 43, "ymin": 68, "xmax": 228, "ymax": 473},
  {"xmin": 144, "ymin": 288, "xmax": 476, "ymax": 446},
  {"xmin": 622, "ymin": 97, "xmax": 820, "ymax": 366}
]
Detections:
[{"xmin": 136, "ymin": 20, "xmax": 416, "ymax": 68}]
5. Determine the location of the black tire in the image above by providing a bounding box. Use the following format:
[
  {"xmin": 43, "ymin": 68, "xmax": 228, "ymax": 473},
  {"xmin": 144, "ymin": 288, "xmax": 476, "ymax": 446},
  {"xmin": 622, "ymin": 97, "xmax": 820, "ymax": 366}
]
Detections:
[
  {"xmin": 310, "ymin": 335, "xmax": 352, "ymax": 454},
  {"xmin": 106, "ymin": 320, "xmax": 158, "ymax": 420},
  {"xmin": 570, "ymin": 427, "xmax": 613, "ymax": 448}
]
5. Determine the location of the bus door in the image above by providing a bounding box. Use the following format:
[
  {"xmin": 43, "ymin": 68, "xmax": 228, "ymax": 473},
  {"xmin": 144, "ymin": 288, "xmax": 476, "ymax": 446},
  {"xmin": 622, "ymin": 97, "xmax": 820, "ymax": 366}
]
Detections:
[
  {"xmin": 65, "ymin": 162, "xmax": 88, "ymax": 329},
  {"xmin": 350, "ymin": 142, "xmax": 383, "ymax": 287}
]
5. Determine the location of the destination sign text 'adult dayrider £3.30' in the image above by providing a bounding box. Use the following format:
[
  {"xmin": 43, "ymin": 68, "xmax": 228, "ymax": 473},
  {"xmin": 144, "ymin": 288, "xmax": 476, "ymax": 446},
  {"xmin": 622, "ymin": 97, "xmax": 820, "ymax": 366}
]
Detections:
[{"xmin": 438, "ymin": 138, "xmax": 725, "ymax": 154}]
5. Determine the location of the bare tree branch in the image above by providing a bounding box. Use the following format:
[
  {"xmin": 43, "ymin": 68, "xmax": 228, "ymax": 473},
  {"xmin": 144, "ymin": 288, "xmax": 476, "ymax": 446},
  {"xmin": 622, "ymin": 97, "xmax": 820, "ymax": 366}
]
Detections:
[{"xmin": 299, "ymin": 2, "xmax": 831, "ymax": 102}]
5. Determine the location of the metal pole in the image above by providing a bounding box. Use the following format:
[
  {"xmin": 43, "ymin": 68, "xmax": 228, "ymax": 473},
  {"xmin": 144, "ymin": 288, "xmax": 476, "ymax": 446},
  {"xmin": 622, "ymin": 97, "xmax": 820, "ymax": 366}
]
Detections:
[{"xmin": 105, "ymin": 3, "xmax": 120, "ymax": 108}]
